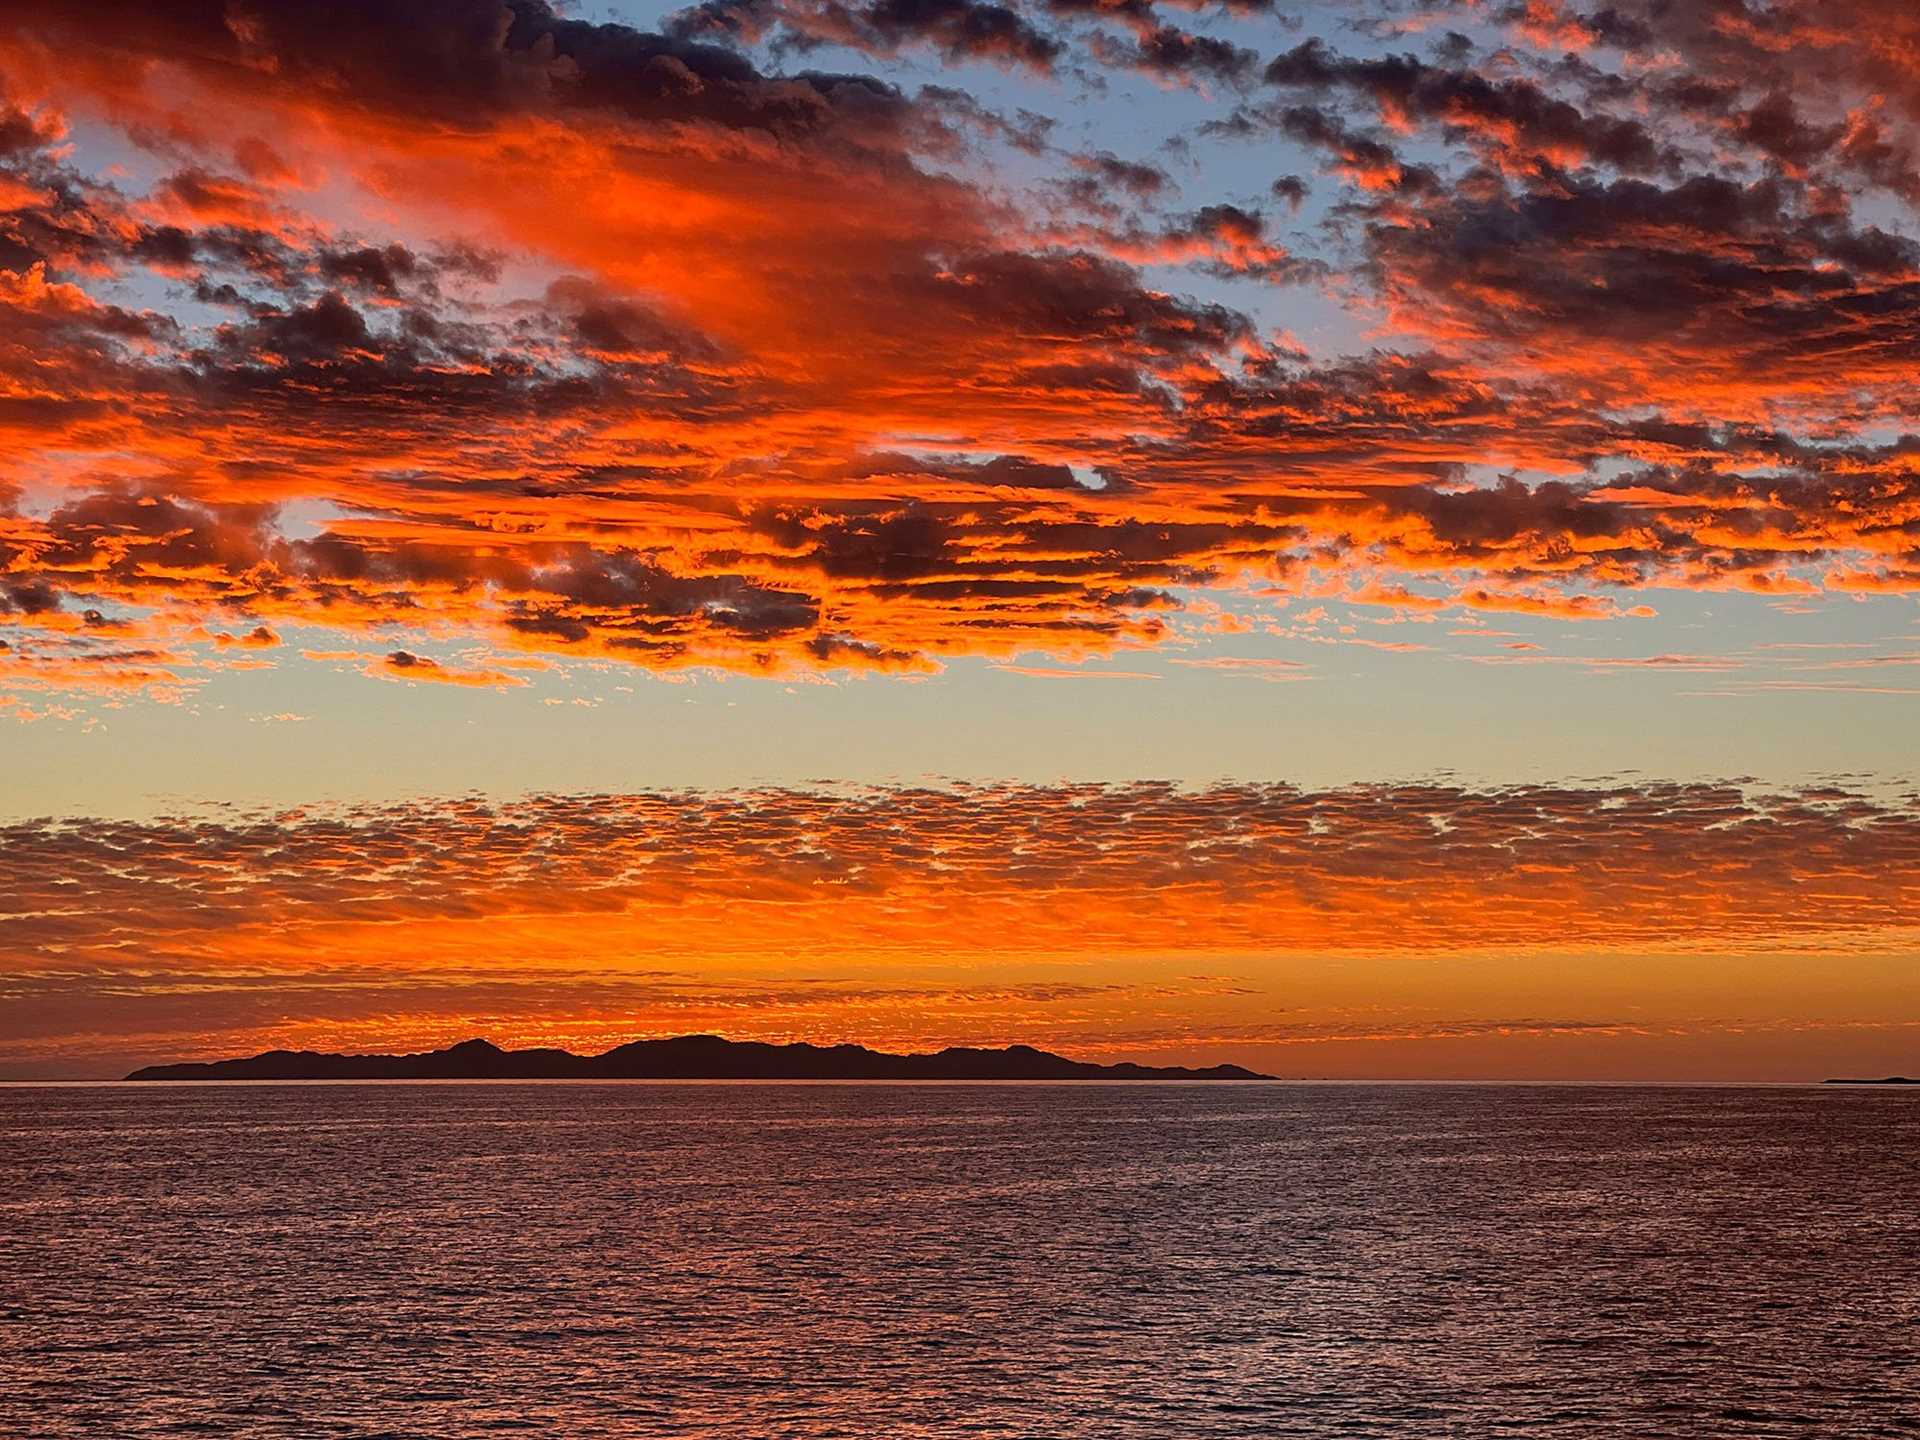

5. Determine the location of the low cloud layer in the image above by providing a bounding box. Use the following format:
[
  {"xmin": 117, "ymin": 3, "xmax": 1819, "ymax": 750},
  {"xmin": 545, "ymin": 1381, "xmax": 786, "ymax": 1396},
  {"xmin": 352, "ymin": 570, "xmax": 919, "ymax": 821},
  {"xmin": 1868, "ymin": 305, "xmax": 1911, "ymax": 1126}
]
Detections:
[{"xmin": 7, "ymin": 779, "xmax": 1918, "ymax": 1071}]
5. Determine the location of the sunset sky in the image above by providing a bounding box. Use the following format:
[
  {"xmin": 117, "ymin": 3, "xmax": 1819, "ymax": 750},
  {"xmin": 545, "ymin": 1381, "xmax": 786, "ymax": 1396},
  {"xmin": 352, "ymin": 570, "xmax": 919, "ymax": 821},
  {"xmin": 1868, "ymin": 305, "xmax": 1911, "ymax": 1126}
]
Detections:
[{"xmin": 3, "ymin": 0, "xmax": 1918, "ymax": 1079}]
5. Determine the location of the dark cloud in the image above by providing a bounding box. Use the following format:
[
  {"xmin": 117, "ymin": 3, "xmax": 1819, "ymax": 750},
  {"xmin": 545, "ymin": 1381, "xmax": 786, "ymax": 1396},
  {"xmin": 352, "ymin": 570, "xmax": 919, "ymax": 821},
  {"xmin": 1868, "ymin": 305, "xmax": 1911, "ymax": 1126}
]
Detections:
[
  {"xmin": 1356, "ymin": 169, "xmax": 1920, "ymax": 399},
  {"xmin": 668, "ymin": 0, "xmax": 1065, "ymax": 70},
  {"xmin": 1093, "ymin": 23, "xmax": 1259, "ymax": 87},
  {"xmin": 19, "ymin": 0, "xmax": 919, "ymax": 138},
  {"xmin": 1266, "ymin": 38, "xmax": 1670, "ymax": 173}
]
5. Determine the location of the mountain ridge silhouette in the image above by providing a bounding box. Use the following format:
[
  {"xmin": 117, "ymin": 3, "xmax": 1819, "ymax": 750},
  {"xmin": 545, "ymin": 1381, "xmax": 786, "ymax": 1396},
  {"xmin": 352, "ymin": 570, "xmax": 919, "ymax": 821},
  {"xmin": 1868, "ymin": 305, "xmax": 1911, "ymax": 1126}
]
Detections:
[{"xmin": 126, "ymin": 1034, "xmax": 1272, "ymax": 1081}]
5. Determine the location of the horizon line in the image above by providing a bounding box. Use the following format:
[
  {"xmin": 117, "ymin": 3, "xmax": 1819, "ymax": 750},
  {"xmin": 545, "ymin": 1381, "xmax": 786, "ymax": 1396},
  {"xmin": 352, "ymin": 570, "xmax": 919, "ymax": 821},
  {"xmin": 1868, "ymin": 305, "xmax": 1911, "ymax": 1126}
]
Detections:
[{"xmin": 4, "ymin": 1076, "xmax": 1912, "ymax": 1088}]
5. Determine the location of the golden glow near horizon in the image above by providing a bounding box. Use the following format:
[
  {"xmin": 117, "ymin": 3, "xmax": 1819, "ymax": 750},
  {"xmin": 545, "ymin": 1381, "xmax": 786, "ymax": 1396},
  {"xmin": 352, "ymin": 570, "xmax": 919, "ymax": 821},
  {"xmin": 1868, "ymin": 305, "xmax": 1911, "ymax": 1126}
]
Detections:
[{"xmin": 3, "ymin": 1, "xmax": 1920, "ymax": 1077}]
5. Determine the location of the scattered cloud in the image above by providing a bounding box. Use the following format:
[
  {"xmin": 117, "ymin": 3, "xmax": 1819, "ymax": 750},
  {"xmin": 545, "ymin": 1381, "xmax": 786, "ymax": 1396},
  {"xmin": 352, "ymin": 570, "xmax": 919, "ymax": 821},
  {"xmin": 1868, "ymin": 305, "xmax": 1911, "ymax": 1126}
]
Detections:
[{"xmin": 0, "ymin": 2, "xmax": 1915, "ymax": 701}]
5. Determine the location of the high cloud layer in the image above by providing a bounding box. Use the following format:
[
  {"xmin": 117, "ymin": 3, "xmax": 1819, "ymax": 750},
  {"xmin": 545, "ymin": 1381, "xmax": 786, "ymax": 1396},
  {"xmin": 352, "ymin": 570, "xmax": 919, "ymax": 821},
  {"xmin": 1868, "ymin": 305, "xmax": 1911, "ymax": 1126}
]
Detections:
[{"xmin": 3, "ymin": 0, "xmax": 1920, "ymax": 701}]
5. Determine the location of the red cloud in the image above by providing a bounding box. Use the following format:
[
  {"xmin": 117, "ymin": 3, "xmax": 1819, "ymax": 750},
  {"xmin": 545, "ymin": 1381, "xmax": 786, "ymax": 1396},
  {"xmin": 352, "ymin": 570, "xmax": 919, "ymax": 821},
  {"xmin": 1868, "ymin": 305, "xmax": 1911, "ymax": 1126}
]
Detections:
[{"xmin": 0, "ymin": 1, "xmax": 1915, "ymax": 702}]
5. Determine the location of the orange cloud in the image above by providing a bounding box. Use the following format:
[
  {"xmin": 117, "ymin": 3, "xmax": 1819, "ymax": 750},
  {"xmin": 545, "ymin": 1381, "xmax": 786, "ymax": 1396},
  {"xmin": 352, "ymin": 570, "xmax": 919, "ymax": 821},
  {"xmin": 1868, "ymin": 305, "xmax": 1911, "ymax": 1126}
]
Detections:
[
  {"xmin": 368, "ymin": 649, "xmax": 529, "ymax": 688},
  {"xmin": 0, "ymin": 0, "xmax": 1916, "ymax": 708}
]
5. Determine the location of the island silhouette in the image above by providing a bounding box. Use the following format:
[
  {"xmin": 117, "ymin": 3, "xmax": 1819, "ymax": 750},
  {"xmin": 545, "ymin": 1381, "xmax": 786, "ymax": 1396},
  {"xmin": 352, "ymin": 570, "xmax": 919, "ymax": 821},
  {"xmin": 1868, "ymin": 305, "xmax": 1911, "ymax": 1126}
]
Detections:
[
  {"xmin": 126, "ymin": 1035, "xmax": 1272, "ymax": 1082},
  {"xmin": 1823, "ymin": 1076, "xmax": 1919, "ymax": 1085}
]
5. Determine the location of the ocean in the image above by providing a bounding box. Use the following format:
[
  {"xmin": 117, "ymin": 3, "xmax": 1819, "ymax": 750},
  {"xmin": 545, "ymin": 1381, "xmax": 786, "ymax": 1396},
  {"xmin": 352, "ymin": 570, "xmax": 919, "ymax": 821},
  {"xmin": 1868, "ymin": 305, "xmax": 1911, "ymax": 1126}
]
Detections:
[{"xmin": 3, "ymin": 1082, "xmax": 1916, "ymax": 1436}]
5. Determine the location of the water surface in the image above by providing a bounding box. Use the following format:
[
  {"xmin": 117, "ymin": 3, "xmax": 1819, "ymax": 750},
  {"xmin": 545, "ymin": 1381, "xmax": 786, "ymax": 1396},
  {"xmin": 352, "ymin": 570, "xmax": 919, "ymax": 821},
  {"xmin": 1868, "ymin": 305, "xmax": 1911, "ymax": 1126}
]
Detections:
[{"xmin": 4, "ymin": 1083, "xmax": 1917, "ymax": 1436}]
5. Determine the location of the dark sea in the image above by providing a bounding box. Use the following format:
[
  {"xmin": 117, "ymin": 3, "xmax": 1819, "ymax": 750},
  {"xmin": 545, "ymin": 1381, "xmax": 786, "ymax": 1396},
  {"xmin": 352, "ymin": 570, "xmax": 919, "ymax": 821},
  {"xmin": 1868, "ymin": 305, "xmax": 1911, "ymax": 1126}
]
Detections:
[{"xmin": 3, "ymin": 1082, "xmax": 1917, "ymax": 1438}]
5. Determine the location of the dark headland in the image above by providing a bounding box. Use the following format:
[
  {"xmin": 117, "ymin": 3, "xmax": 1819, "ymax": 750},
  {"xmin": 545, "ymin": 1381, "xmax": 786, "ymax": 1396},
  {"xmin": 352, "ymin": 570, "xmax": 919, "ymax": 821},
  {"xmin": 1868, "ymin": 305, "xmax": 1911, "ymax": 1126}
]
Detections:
[
  {"xmin": 1824, "ymin": 1076, "xmax": 1920, "ymax": 1085},
  {"xmin": 125, "ymin": 1035, "xmax": 1272, "ymax": 1082}
]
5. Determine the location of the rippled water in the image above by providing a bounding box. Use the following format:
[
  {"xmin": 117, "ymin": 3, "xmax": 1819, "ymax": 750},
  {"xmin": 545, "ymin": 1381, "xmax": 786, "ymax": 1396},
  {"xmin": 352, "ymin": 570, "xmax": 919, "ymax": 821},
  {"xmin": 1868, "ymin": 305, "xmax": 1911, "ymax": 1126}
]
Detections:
[{"xmin": 3, "ymin": 1083, "xmax": 1918, "ymax": 1437}]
